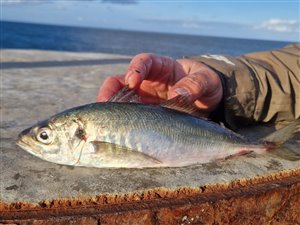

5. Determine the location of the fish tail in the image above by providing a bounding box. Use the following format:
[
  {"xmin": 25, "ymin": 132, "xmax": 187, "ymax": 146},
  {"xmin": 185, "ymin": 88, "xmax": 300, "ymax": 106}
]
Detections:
[
  {"xmin": 258, "ymin": 118, "xmax": 300, "ymax": 161},
  {"xmin": 261, "ymin": 118, "xmax": 300, "ymax": 148}
]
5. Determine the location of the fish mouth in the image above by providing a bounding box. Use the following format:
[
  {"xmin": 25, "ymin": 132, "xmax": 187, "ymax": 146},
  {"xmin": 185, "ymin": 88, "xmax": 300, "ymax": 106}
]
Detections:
[
  {"xmin": 16, "ymin": 135, "xmax": 28, "ymax": 148},
  {"xmin": 16, "ymin": 138, "xmax": 25, "ymax": 148},
  {"xmin": 16, "ymin": 127, "xmax": 32, "ymax": 148},
  {"xmin": 16, "ymin": 135, "xmax": 42, "ymax": 156}
]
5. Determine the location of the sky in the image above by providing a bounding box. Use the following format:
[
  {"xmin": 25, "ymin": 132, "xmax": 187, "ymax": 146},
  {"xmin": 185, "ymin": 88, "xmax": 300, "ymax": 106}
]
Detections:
[{"xmin": 1, "ymin": 0, "xmax": 299, "ymax": 42}]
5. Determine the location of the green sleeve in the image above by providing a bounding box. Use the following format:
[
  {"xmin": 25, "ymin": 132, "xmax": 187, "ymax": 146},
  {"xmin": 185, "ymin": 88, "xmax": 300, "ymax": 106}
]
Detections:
[{"xmin": 191, "ymin": 44, "xmax": 300, "ymax": 128}]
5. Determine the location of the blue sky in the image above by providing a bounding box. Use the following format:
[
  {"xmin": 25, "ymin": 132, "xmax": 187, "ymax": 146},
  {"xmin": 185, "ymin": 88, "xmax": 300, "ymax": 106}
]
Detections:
[{"xmin": 1, "ymin": 0, "xmax": 299, "ymax": 41}]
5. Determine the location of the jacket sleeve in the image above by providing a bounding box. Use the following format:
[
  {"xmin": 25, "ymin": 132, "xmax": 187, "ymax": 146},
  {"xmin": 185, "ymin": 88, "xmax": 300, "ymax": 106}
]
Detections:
[{"xmin": 190, "ymin": 44, "xmax": 300, "ymax": 129}]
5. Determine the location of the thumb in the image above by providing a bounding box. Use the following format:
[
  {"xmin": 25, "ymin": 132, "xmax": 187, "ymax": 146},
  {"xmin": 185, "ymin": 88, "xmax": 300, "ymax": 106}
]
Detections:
[
  {"xmin": 167, "ymin": 70, "xmax": 222, "ymax": 112},
  {"xmin": 168, "ymin": 72, "xmax": 209, "ymax": 102}
]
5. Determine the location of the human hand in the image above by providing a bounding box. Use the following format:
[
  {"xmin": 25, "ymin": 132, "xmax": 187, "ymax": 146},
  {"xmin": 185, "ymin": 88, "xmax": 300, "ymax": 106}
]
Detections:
[{"xmin": 97, "ymin": 53, "xmax": 223, "ymax": 115}]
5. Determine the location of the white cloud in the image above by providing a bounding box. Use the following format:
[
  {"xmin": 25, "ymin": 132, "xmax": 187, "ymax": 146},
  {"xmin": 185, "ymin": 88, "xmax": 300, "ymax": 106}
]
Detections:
[
  {"xmin": 142, "ymin": 17, "xmax": 247, "ymax": 30},
  {"xmin": 256, "ymin": 18, "xmax": 299, "ymax": 33},
  {"xmin": 181, "ymin": 22, "xmax": 200, "ymax": 29}
]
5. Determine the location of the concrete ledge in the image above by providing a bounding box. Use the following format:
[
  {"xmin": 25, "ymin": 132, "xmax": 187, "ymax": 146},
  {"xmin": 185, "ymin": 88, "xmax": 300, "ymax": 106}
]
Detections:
[
  {"xmin": 1, "ymin": 170, "xmax": 299, "ymax": 224},
  {"xmin": 1, "ymin": 50, "xmax": 299, "ymax": 224}
]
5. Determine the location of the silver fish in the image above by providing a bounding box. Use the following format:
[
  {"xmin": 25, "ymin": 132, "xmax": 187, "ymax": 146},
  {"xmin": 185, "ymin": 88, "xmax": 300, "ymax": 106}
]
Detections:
[{"xmin": 16, "ymin": 100, "xmax": 300, "ymax": 168}]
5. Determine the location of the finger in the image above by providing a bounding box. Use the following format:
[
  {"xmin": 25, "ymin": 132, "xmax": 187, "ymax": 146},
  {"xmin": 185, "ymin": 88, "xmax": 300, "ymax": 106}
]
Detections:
[
  {"xmin": 125, "ymin": 53, "xmax": 153, "ymax": 89},
  {"xmin": 97, "ymin": 76, "xmax": 125, "ymax": 102},
  {"xmin": 125, "ymin": 53, "xmax": 175, "ymax": 88}
]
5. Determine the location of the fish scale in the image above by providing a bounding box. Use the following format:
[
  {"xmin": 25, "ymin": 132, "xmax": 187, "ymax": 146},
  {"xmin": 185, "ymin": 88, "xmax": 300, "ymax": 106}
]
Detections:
[{"xmin": 60, "ymin": 103, "xmax": 253, "ymax": 161}]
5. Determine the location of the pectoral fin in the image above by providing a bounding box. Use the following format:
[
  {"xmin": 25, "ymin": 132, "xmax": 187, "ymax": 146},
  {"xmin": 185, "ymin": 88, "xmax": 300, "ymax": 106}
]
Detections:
[{"xmin": 91, "ymin": 141, "xmax": 162, "ymax": 166}]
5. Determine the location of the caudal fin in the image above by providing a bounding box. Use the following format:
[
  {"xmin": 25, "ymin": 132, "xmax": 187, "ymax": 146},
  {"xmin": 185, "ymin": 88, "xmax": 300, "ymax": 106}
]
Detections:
[
  {"xmin": 260, "ymin": 119, "xmax": 300, "ymax": 161},
  {"xmin": 261, "ymin": 118, "xmax": 300, "ymax": 146}
]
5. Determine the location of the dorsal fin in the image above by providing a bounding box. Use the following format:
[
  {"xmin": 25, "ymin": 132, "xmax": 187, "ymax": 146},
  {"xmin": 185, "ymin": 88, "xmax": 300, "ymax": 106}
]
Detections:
[
  {"xmin": 160, "ymin": 95, "xmax": 207, "ymax": 118},
  {"xmin": 108, "ymin": 84, "xmax": 141, "ymax": 103},
  {"xmin": 108, "ymin": 85, "xmax": 206, "ymax": 118}
]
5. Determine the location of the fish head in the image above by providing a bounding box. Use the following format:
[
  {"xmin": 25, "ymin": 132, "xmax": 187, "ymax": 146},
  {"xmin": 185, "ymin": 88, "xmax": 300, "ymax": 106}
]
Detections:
[{"xmin": 16, "ymin": 118, "xmax": 83, "ymax": 166}]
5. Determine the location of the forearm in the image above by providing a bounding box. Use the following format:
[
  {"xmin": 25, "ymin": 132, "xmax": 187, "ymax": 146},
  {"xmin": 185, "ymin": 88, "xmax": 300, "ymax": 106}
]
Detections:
[{"xmin": 191, "ymin": 44, "xmax": 300, "ymax": 128}]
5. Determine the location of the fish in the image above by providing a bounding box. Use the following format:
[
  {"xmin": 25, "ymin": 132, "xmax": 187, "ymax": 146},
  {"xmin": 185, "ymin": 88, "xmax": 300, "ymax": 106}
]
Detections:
[{"xmin": 16, "ymin": 89, "xmax": 300, "ymax": 168}]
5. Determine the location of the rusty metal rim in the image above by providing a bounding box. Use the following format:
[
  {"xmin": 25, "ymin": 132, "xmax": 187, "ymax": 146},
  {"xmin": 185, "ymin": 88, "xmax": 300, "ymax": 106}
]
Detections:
[{"xmin": 1, "ymin": 168, "xmax": 300, "ymax": 220}]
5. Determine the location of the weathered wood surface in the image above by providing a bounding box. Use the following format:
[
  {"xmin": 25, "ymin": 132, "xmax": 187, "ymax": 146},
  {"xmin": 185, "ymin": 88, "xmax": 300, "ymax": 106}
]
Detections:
[{"xmin": 1, "ymin": 50, "xmax": 299, "ymax": 224}]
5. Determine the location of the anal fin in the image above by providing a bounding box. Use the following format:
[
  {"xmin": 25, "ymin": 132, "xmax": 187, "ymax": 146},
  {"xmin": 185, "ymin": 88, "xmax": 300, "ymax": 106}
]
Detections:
[{"xmin": 225, "ymin": 150, "xmax": 254, "ymax": 160}]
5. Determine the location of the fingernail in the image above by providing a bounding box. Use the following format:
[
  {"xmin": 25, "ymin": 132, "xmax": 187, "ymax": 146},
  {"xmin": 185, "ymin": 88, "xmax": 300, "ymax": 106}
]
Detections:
[
  {"xmin": 174, "ymin": 88, "xmax": 190, "ymax": 97},
  {"xmin": 127, "ymin": 75, "xmax": 136, "ymax": 89},
  {"xmin": 168, "ymin": 88, "xmax": 191, "ymax": 101},
  {"xmin": 169, "ymin": 88, "xmax": 191, "ymax": 100},
  {"xmin": 125, "ymin": 71, "xmax": 134, "ymax": 84}
]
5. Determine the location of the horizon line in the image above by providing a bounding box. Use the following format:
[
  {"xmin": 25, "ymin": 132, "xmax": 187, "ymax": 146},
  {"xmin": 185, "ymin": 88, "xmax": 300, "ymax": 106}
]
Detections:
[{"xmin": 1, "ymin": 20, "xmax": 295, "ymax": 43}]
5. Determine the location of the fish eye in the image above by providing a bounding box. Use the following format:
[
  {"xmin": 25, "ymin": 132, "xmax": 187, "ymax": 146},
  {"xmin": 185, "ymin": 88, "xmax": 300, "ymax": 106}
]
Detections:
[
  {"xmin": 36, "ymin": 128, "xmax": 54, "ymax": 144},
  {"xmin": 40, "ymin": 131, "xmax": 48, "ymax": 140}
]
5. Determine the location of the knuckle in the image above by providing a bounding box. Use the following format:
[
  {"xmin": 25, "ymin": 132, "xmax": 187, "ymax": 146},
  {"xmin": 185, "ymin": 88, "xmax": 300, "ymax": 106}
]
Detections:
[
  {"xmin": 132, "ymin": 53, "xmax": 153, "ymax": 62},
  {"xmin": 129, "ymin": 53, "xmax": 155, "ymax": 75}
]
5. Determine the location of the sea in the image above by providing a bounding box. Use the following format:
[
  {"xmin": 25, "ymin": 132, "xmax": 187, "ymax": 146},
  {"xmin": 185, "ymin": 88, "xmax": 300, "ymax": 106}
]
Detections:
[{"xmin": 1, "ymin": 21, "xmax": 294, "ymax": 58}]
